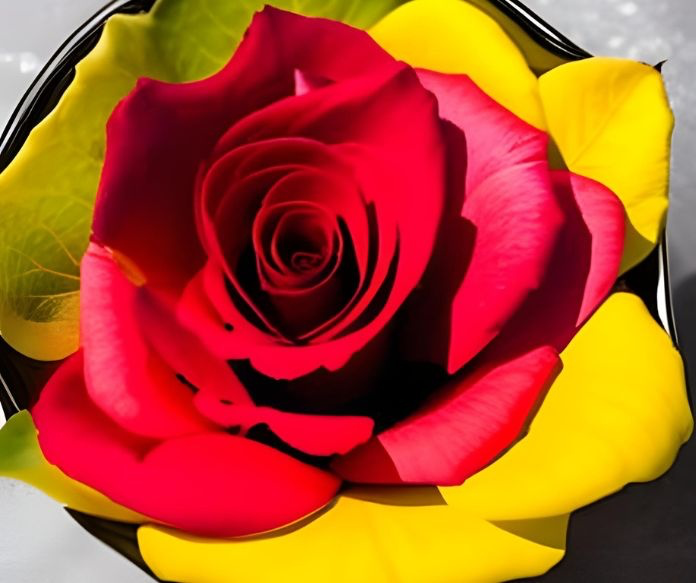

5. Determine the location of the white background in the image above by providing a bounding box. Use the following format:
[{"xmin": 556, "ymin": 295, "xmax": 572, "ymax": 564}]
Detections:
[{"xmin": 0, "ymin": 1, "xmax": 695, "ymax": 582}]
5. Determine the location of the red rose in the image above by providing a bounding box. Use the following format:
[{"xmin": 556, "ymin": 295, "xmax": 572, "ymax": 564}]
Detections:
[{"xmin": 32, "ymin": 7, "xmax": 625, "ymax": 537}]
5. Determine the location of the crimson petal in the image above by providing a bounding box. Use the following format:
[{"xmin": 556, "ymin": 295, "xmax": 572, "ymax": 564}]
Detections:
[
  {"xmin": 405, "ymin": 71, "xmax": 563, "ymax": 373},
  {"xmin": 80, "ymin": 243, "xmax": 211, "ymax": 439},
  {"xmin": 416, "ymin": 70, "xmax": 549, "ymax": 193},
  {"xmin": 490, "ymin": 170, "xmax": 625, "ymax": 356}
]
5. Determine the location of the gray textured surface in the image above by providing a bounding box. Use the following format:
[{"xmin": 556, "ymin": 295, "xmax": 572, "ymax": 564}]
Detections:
[
  {"xmin": 524, "ymin": 0, "xmax": 696, "ymax": 312},
  {"xmin": 0, "ymin": 1, "xmax": 694, "ymax": 582}
]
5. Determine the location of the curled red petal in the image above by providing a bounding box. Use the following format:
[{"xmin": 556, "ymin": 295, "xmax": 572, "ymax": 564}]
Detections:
[
  {"xmin": 446, "ymin": 161, "xmax": 563, "ymax": 373},
  {"xmin": 556, "ymin": 172, "xmax": 626, "ymax": 324},
  {"xmin": 135, "ymin": 288, "xmax": 254, "ymax": 406},
  {"xmin": 136, "ymin": 287, "xmax": 375, "ymax": 457}
]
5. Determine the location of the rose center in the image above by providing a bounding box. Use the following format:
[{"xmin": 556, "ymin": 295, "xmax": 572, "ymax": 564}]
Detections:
[
  {"xmin": 290, "ymin": 251, "xmax": 323, "ymax": 272},
  {"xmin": 272, "ymin": 209, "xmax": 332, "ymax": 277},
  {"xmin": 253, "ymin": 202, "xmax": 340, "ymax": 291}
]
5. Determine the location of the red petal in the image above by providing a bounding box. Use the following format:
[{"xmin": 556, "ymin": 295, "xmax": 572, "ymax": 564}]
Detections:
[
  {"xmin": 332, "ymin": 347, "xmax": 560, "ymax": 485},
  {"xmin": 80, "ymin": 243, "xmax": 211, "ymax": 439},
  {"xmin": 32, "ymin": 353, "xmax": 340, "ymax": 537},
  {"xmin": 404, "ymin": 71, "xmax": 563, "ymax": 373},
  {"xmin": 491, "ymin": 170, "xmax": 625, "ymax": 355},
  {"xmin": 446, "ymin": 161, "xmax": 563, "ymax": 373},
  {"xmin": 135, "ymin": 287, "xmax": 254, "ymax": 407},
  {"xmin": 557, "ymin": 172, "xmax": 626, "ymax": 324},
  {"xmin": 416, "ymin": 70, "xmax": 548, "ymax": 193}
]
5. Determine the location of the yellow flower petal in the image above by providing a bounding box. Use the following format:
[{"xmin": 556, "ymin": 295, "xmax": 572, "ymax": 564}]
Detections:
[
  {"xmin": 369, "ymin": 0, "xmax": 546, "ymax": 129},
  {"xmin": 538, "ymin": 58, "xmax": 674, "ymax": 272},
  {"xmin": 139, "ymin": 488, "xmax": 567, "ymax": 583},
  {"xmin": 0, "ymin": 410, "xmax": 145, "ymax": 523},
  {"xmin": 442, "ymin": 293, "xmax": 692, "ymax": 519}
]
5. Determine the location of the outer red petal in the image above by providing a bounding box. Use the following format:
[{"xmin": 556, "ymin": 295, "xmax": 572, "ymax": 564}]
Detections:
[
  {"xmin": 83, "ymin": 241, "xmax": 373, "ymax": 457},
  {"xmin": 416, "ymin": 70, "xmax": 548, "ymax": 194},
  {"xmin": 332, "ymin": 347, "xmax": 560, "ymax": 485},
  {"xmin": 554, "ymin": 172, "xmax": 626, "ymax": 325},
  {"xmin": 32, "ymin": 353, "xmax": 340, "ymax": 537},
  {"xmin": 406, "ymin": 71, "xmax": 563, "ymax": 373},
  {"xmin": 490, "ymin": 170, "xmax": 625, "ymax": 356},
  {"xmin": 447, "ymin": 161, "xmax": 562, "ymax": 373},
  {"xmin": 80, "ymin": 243, "xmax": 212, "ymax": 439},
  {"xmin": 338, "ymin": 137, "xmax": 623, "ymax": 485}
]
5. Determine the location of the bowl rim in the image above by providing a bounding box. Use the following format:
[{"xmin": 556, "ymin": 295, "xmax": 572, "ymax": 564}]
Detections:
[{"xmin": 0, "ymin": 2, "xmax": 686, "ymax": 579}]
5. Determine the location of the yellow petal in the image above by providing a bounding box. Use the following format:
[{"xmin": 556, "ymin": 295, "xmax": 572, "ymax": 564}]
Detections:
[
  {"xmin": 442, "ymin": 293, "xmax": 692, "ymax": 519},
  {"xmin": 139, "ymin": 488, "xmax": 567, "ymax": 583},
  {"xmin": 538, "ymin": 58, "xmax": 674, "ymax": 272},
  {"xmin": 369, "ymin": 0, "xmax": 546, "ymax": 129},
  {"xmin": 0, "ymin": 410, "xmax": 145, "ymax": 523}
]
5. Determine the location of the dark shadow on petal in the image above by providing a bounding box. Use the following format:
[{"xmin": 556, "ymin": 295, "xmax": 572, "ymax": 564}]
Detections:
[
  {"xmin": 398, "ymin": 120, "xmax": 474, "ymax": 366},
  {"xmin": 245, "ymin": 422, "xmax": 331, "ymax": 468},
  {"xmin": 492, "ymin": 514, "xmax": 569, "ymax": 551},
  {"xmin": 344, "ymin": 485, "xmax": 446, "ymax": 507},
  {"xmin": 484, "ymin": 171, "xmax": 591, "ymax": 361},
  {"xmin": 232, "ymin": 497, "xmax": 339, "ymax": 542}
]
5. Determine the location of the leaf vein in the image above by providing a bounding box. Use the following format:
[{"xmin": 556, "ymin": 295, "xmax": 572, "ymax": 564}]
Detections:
[{"xmin": 6, "ymin": 247, "xmax": 80, "ymax": 282}]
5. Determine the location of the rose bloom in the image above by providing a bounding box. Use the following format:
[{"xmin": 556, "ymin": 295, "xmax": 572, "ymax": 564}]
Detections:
[
  {"xmin": 37, "ymin": 3, "xmax": 624, "ymax": 530},
  {"xmin": 0, "ymin": 1, "xmax": 691, "ymax": 582}
]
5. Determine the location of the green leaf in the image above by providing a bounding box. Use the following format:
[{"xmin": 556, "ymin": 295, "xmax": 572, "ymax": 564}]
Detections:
[{"xmin": 0, "ymin": 0, "xmax": 404, "ymax": 361}]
